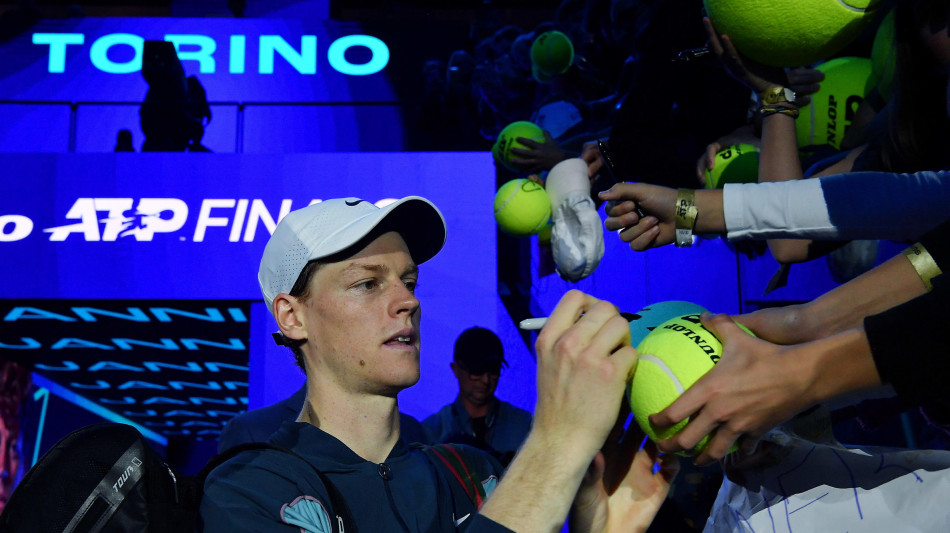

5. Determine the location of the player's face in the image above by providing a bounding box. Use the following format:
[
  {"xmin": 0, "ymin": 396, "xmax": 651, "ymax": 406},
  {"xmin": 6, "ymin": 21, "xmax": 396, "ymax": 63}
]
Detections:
[{"xmin": 302, "ymin": 231, "xmax": 422, "ymax": 395}]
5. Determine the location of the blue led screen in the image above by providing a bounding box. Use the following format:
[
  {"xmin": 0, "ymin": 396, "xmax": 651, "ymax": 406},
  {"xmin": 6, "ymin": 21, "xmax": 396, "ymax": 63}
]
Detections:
[
  {"xmin": 1, "ymin": 18, "xmax": 396, "ymax": 103},
  {"xmin": 0, "ymin": 151, "xmax": 538, "ymax": 423}
]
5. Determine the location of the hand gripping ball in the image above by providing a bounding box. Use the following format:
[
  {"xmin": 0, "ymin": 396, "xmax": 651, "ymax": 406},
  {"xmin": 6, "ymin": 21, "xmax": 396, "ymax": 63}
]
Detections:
[
  {"xmin": 629, "ymin": 313, "xmax": 752, "ymax": 455},
  {"xmin": 492, "ymin": 121, "xmax": 546, "ymax": 171}
]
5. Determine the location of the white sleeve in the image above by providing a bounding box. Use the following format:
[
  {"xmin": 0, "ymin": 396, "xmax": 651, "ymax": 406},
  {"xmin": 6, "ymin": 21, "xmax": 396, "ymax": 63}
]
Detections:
[
  {"xmin": 724, "ymin": 171, "xmax": 950, "ymax": 241},
  {"xmin": 723, "ymin": 180, "xmax": 834, "ymax": 240}
]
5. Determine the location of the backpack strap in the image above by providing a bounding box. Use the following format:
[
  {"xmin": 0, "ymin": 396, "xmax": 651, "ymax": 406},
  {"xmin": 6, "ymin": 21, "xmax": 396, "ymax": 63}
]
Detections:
[
  {"xmin": 64, "ymin": 437, "xmax": 148, "ymax": 533},
  {"xmin": 202, "ymin": 443, "xmax": 356, "ymax": 533},
  {"xmin": 413, "ymin": 443, "xmax": 487, "ymax": 509}
]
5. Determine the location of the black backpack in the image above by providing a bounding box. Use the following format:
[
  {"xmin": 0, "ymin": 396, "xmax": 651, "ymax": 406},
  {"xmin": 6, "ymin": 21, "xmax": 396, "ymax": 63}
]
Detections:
[
  {"xmin": 0, "ymin": 423, "xmax": 489, "ymax": 533},
  {"xmin": 0, "ymin": 423, "xmax": 201, "ymax": 533}
]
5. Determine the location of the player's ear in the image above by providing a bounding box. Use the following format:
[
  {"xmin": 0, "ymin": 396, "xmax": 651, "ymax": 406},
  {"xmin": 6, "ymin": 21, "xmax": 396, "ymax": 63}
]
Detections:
[{"xmin": 274, "ymin": 294, "xmax": 307, "ymax": 342}]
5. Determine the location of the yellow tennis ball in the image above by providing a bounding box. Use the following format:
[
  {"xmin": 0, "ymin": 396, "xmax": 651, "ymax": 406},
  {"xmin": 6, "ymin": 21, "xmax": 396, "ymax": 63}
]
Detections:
[
  {"xmin": 531, "ymin": 30, "xmax": 574, "ymax": 76},
  {"xmin": 492, "ymin": 121, "xmax": 546, "ymax": 171},
  {"xmin": 703, "ymin": 0, "xmax": 881, "ymax": 67},
  {"xmin": 493, "ymin": 178, "xmax": 552, "ymax": 236},
  {"xmin": 630, "ymin": 313, "xmax": 753, "ymax": 455},
  {"xmin": 704, "ymin": 144, "xmax": 760, "ymax": 189},
  {"xmin": 796, "ymin": 56, "xmax": 873, "ymax": 150}
]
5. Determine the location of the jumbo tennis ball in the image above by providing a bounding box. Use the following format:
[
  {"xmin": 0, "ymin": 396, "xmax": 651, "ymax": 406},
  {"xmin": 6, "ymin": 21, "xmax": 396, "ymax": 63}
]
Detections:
[
  {"xmin": 703, "ymin": 0, "xmax": 881, "ymax": 67},
  {"xmin": 796, "ymin": 57, "xmax": 873, "ymax": 150},
  {"xmin": 494, "ymin": 178, "xmax": 552, "ymax": 236},
  {"xmin": 630, "ymin": 313, "xmax": 753, "ymax": 455},
  {"xmin": 531, "ymin": 30, "xmax": 574, "ymax": 76},
  {"xmin": 492, "ymin": 121, "xmax": 546, "ymax": 171},
  {"xmin": 627, "ymin": 301, "xmax": 709, "ymax": 347},
  {"xmin": 704, "ymin": 144, "xmax": 760, "ymax": 189}
]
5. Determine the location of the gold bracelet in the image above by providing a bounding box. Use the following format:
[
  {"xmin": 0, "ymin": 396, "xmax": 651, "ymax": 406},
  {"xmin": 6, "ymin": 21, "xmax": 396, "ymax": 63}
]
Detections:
[
  {"xmin": 674, "ymin": 189, "xmax": 697, "ymax": 247},
  {"xmin": 759, "ymin": 104, "xmax": 799, "ymax": 119},
  {"xmin": 903, "ymin": 243, "xmax": 942, "ymax": 291}
]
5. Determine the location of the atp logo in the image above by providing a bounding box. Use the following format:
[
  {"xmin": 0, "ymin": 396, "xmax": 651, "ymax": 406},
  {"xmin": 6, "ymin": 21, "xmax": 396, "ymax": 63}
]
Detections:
[
  {"xmin": 44, "ymin": 198, "xmax": 189, "ymax": 241},
  {"xmin": 1, "ymin": 197, "xmax": 398, "ymax": 243}
]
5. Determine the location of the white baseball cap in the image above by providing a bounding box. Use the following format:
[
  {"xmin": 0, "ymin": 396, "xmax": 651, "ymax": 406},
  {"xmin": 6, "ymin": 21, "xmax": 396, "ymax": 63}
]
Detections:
[{"xmin": 258, "ymin": 196, "xmax": 447, "ymax": 314}]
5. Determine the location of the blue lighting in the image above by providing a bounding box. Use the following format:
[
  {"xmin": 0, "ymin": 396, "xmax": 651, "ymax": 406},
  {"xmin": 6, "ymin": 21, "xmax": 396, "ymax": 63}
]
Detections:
[{"xmin": 30, "ymin": 373, "xmax": 168, "ymax": 447}]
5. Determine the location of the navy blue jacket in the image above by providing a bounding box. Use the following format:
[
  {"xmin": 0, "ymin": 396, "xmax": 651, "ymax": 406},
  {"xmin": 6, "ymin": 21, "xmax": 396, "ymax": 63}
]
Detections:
[
  {"xmin": 218, "ymin": 385, "xmax": 427, "ymax": 453},
  {"xmin": 201, "ymin": 420, "xmax": 512, "ymax": 533}
]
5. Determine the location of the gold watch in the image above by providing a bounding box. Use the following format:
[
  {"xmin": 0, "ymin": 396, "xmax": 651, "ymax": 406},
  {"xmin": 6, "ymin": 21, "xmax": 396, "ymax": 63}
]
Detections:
[{"xmin": 759, "ymin": 86, "xmax": 796, "ymax": 105}]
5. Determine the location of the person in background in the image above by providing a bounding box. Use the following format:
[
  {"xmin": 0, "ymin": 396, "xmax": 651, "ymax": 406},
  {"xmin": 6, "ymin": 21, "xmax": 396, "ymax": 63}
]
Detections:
[{"xmin": 422, "ymin": 327, "xmax": 532, "ymax": 467}]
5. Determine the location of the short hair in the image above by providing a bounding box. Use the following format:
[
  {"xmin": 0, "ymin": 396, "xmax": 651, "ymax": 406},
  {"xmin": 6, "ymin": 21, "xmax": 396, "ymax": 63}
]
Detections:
[{"xmin": 274, "ymin": 260, "xmax": 324, "ymax": 372}]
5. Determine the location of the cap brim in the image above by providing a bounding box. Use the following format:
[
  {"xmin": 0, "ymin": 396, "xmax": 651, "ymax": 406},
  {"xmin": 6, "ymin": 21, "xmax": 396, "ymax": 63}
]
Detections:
[{"xmin": 372, "ymin": 196, "xmax": 447, "ymax": 265}]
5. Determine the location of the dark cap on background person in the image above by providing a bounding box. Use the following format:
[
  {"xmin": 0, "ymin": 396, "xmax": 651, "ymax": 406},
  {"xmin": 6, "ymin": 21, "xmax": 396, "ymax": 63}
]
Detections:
[{"xmin": 453, "ymin": 326, "xmax": 507, "ymax": 375}]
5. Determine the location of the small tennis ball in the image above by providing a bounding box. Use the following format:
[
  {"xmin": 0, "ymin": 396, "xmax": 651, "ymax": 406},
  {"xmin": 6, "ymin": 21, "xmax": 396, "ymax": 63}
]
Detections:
[
  {"xmin": 494, "ymin": 178, "xmax": 552, "ymax": 236},
  {"xmin": 627, "ymin": 301, "xmax": 710, "ymax": 347},
  {"xmin": 630, "ymin": 313, "xmax": 753, "ymax": 455},
  {"xmin": 703, "ymin": 0, "xmax": 881, "ymax": 67},
  {"xmin": 796, "ymin": 56, "xmax": 873, "ymax": 150},
  {"xmin": 492, "ymin": 121, "xmax": 546, "ymax": 171},
  {"xmin": 704, "ymin": 144, "xmax": 760, "ymax": 189},
  {"xmin": 531, "ymin": 30, "xmax": 574, "ymax": 76}
]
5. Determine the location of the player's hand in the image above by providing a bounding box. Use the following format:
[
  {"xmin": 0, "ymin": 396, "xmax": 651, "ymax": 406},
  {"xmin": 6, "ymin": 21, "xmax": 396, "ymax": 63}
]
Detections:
[
  {"xmin": 649, "ymin": 313, "xmax": 818, "ymax": 465},
  {"xmin": 533, "ymin": 290, "xmax": 638, "ymax": 458},
  {"xmin": 600, "ymin": 183, "xmax": 677, "ymax": 251},
  {"xmin": 479, "ymin": 290, "xmax": 642, "ymax": 533}
]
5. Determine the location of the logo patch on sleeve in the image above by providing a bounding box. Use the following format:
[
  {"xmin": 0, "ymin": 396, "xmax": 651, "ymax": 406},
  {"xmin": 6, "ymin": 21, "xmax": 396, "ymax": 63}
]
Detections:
[
  {"xmin": 482, "ymin": 475, "xmax": 498, "ymax": 497},
  {"xmin": 280, "ymin": 495, "xmax": 333, "ymax": 533}
]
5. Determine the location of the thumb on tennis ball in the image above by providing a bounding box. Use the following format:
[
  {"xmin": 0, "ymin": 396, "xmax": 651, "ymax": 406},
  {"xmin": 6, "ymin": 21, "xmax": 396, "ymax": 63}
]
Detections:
[{"xmin": 700, "ymin": 311, "xmax": 743, "ymax": 343}]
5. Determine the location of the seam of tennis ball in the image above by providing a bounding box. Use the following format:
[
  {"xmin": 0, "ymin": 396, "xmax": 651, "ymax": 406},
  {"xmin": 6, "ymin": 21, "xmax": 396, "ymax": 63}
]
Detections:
[
  {"xmin": 496, "ymin": 181, "xmax": 521, "ymax": 213},
  {"xmin": 638, "ymin": 354, "xmax": 685, "ymax": 395}
]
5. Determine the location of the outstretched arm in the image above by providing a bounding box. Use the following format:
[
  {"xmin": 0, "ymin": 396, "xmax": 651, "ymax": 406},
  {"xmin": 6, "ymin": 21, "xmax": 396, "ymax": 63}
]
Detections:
[
  {"xmin": 649, "ymin": 248, "xmax": 931, "ymax": 464},
  {"xmin": 600, "ymin": 183, "xmax": 725, "ymax": 251},
  {"xmin": 602, "ymin": 170, "xmax": 950, "ymax": 251}
]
